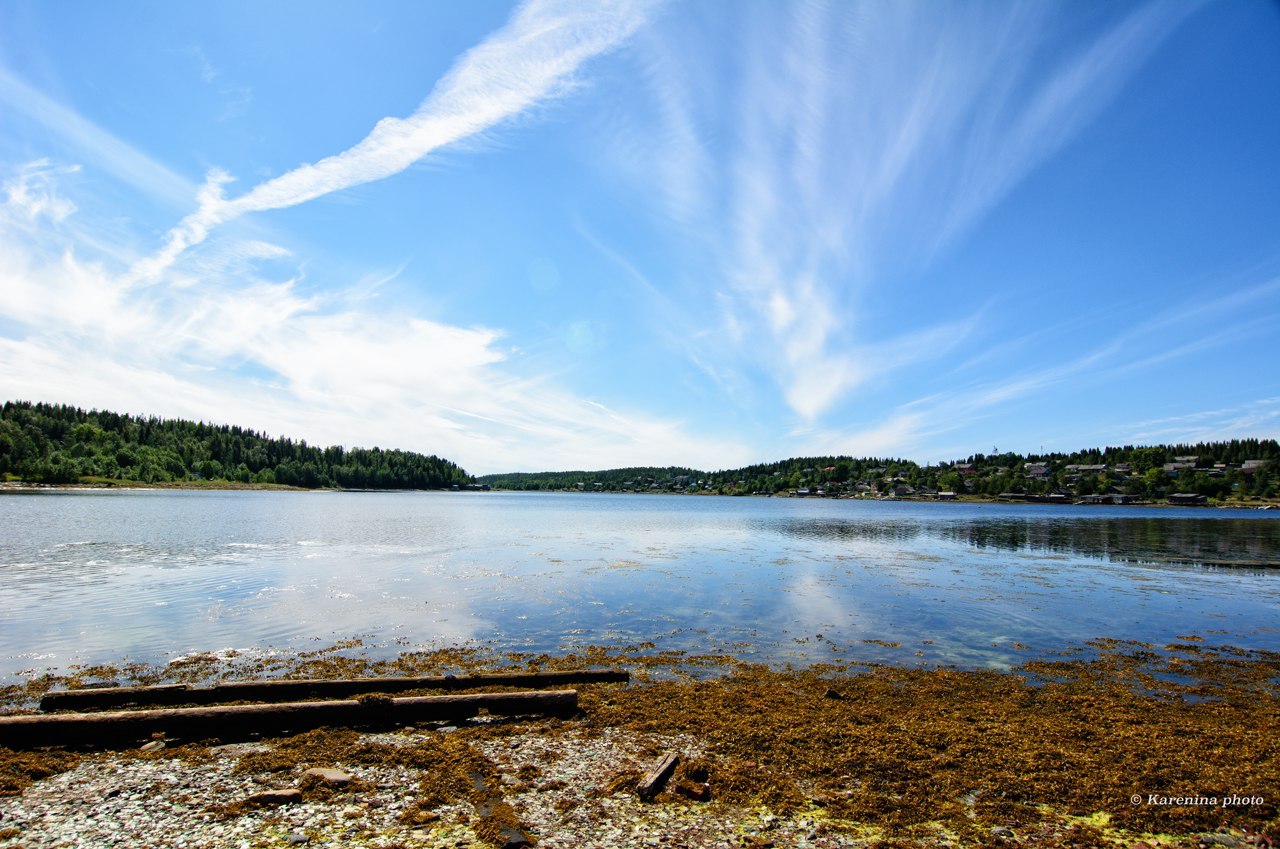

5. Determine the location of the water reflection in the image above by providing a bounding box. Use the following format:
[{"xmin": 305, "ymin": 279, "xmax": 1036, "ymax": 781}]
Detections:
[
  {"xmin": 945, "ymin": 517, "xmax": 1279, "ymax": 568},
  {"xmin": 755, "ymin": 517, "xmax": 927, "ymax": 544},
  {"xmin": 0, "ymin": 491, "xmax": 1277, "ymax": 678},
  {"xmin": 765, "ymin": 514, "xmax": 1279, "ymax": 568}
]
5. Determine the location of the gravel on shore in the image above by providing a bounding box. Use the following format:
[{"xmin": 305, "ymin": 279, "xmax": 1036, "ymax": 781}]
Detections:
[
  {"xmin": 1, "ymin": 722, "xmax": 852, "ymax": 849},
  {"xmin": 2, "ymin": 638, "xmax": 1277, "ymax": 848}
]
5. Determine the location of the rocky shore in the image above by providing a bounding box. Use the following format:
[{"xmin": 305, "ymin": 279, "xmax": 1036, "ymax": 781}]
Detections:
[{"xmin": 2, "ymin": 640, "xmax": 1277, "ymax": 848}]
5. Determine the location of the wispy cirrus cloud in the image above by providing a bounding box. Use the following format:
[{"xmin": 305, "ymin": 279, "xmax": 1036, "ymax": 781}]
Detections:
[
  {"xmin": 1121, "ymin": 398, "xmax": 1280, "ymax": 446},
  {"xmin": 930, "ymin": 0, "xmax": 1204, "ymax": 252},
  {"xmin": 1, "ymin": 160, "xmax": 79, "ymax": 224},
  {"xmin": 790, "ymin": 411, "xmax": 931, "ymax": 462},
  {"xmin": 135, "ymin": 0, "xmax": 656, "ymax": 282},
  {"xmin": 813, "ymin": 275, "xmax": 1280, "ymax": 460},
  {"xmin": 620, "ymin": 0, "xmax": 1200, "ymax": 422},
  {"xmin": 0, "ymin": 67, "xmax": 195, "ymax": 208}
]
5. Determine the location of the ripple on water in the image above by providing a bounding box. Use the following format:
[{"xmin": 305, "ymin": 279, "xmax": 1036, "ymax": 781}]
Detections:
[{"xmin": 1, "ymin": 492, "xmax": 1277, "ymax": 678}]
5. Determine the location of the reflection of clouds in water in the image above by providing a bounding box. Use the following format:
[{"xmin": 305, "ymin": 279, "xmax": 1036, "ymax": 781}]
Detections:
[
  {"xmin": 215, "ymin": 560, "xmax": 492, "ymax": 649},
  {"xmin": 568, "ymin": 505, "xmax": 1279, "ymax": 665},
  {"xmin": 4, "ymin": 492, "xmax": 1280, "ymax": 678},
  {"xmin": 11, "ymin": 554, "xmax": 490, "ymax": 675},
  {"xmin": 778, "ymin": 570, "xmax": 871, "ymax": 637}
]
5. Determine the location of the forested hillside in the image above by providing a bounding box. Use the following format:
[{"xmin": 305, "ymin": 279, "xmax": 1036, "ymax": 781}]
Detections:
[
  {"xmin": 0, "ymin": 401, "xmax": 470, "ymax": 489},
  {"xmin": 479, "ymin": 441, "xmax": 1278, "ymax": 502},
  {"xmin": 4, "ymin": 399, "xmax": 1275, "ymax": 501},
  {"xmin": 477, "ymin": 466, "xmax": 701, "ymax": 492}
]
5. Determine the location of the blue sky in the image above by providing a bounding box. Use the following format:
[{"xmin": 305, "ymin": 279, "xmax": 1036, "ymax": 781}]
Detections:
[{"xmin": 2, "ymin": 0, "xmax": 1278, "ymax": 475}]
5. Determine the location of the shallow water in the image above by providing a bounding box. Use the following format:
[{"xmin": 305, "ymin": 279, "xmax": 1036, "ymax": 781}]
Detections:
[{"xmin": 1, "ymin": 490, "xmax": 1277, "ymax": 678}]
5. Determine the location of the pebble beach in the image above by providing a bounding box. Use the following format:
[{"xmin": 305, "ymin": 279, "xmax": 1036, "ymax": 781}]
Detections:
[{"xmin": 2, "ymin": 641, "xmax": 1278, "ymax": 848}]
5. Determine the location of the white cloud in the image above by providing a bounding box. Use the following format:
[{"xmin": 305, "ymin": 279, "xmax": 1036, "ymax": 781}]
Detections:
[
  {"xmin": 932, "ymin": 1, "xmax": 1204, "ymax": 251},
  {"xmin": 1120, "ymin": 399, "xmax": 1280, "ymax": 446},
  {"xmin": 2, "ymin": 160, "xmax": 79, "ymax": 224},
  {"xmin": 135, "ymin": 0, "xmax": 657, "ymax": 282},
  {"xmin": 795, "ymin": 412, "xmax": 930, "ymax": 461},
  {"xmin": 814, "ymin": 273, "xmax": 1280, "ymax": 463},
  {"xmin": 0, "ymin": 156, "xmax": 750, "ymax": 475},
  {"xmin": 622, "ymin": 1, "xmax": 1198, "ymax": 422},
  {"xmin": 0, "ymin": 67, "xmax": 195, "ymax": 208},
  {"xmin": 1, "ymin": 2, "xmax": 754, "ymax": 475}
]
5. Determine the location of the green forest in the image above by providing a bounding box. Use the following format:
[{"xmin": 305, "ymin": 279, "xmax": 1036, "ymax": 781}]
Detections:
[
  {"xmin": 3, "ymin": 399, "xmax": 1276, "ymax": 501},
  {"xmin": 0, "ymin": 401, "xmax": 470, "ymax": 490},
  {"xmin": 479, "ymin": 441, "xmax": 1279, "ymax": 503}
]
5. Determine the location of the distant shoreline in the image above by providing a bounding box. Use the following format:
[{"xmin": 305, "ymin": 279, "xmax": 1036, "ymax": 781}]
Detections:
[
  {"xmin": 478, "ymin": 489, "xmax": 1280, "ymax": 509},
  {"xmin": 0, "ymin": 479, "xmax": 311, "ymax": 493},
  {"xmin": 2, "ymin": 479, "xmax": 1277, "ymax": 508}
]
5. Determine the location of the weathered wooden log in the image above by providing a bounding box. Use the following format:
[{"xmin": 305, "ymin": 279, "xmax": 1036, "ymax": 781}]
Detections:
[
  {"xmin": 636, "ymin": 751, "xmax": 680, "ymax": 801},
  {"xmin": 1, "ymin": 690, "xmax": 577, "ymax": 750},
  {"xmin": 40, "ymin": 669, "xmax": 627, "ymax": 712}
]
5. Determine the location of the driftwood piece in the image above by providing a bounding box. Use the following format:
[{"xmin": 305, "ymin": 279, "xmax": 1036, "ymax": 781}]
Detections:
[
  {"xmin": 636, "ymin": 752, "xmax": 680, "ymax": 801},
  {"xmin": 0, "ymin": 690, "xmax": 577, "ymax": 750},
  {"xmin": 40, "ymin": 669, "xmax": 628, "ymax": 712}
]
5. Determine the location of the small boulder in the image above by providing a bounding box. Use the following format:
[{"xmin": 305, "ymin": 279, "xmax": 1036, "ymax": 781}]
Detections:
[
  {"xmin": 301, "ymin": 768, "xmax": 353, "ymax": 787},
  {"xmin": 675, "ymin": 782, "xmax": 712, "ymax": 802},
  {"xmin": 138, "ymin": 741, "xmax": 166, "ymax": 753},
  {"xmin": 247, "ymin": 789, "xmax": 303, "ymax": 806},
  {"xmin": 403, "ymin": 808, "xmax": 439, "ymax": 825}
]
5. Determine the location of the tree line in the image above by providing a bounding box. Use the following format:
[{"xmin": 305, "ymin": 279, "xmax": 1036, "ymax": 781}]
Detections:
[
  {"xmin": 0, "ymin": 401, "xmax": 470, "ymax": 490},
  {"xmin": 4, "ymin": 399, "xmax": 1274, "ymax": 501},
  {"xmin": 478, "ymin": 441, "xmax": 1278, "ymax": 502}
]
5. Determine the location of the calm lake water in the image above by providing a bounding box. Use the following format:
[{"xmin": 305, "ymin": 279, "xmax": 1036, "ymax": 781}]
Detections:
[{"xmin": 1, "ymin": 490, "xmax": 1278, "ymax": 679}]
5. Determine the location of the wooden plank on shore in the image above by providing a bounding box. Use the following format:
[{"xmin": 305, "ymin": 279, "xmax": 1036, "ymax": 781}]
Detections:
[
  {"xmin": 1, "ymin": 690, "xmax": 577, "ymax": 750},
  {"xmin": 39, "ymin": 669, "xmax": 628, "ymax": 712},
  {"xmin": 636, "ymin": 751, "xmax": 680, "ymax": 801}
]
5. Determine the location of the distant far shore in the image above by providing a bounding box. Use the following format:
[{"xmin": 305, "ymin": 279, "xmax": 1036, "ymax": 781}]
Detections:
[
  {"xmin": 0, "ymin": 478, "xmax": 311, "ymax": 492},
  {"xmin": 2, "ymin": 478, "xmax": 1277, "ymax": 508},
  {"xmin": 479, "ymin": 487, "xmax": 1280, "ymax": 509}
]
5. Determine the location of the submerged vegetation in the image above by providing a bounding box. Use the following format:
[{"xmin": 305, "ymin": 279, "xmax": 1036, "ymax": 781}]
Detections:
[{"xmin": 0, "ymin": 400, "xmax": 470, "ymax": 490}]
